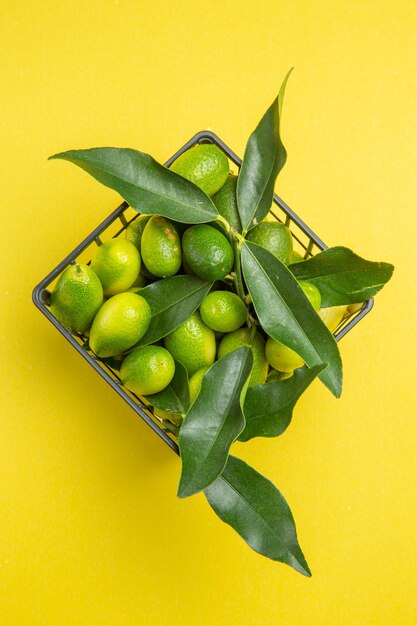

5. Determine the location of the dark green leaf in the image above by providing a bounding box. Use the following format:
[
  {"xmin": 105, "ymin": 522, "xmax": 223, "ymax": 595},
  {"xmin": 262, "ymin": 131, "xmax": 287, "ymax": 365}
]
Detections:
[
  {"xmin": 241, "ymin": 241, "xmax": 342, "ymax": 397},
  {"xmin": 178, "ymin": 347, "xmax": 253, "ymax": 498},
  {"xmin": 145, "ymin": 360, "xmax": 190, "ymax": 415},
  {"xmin": 290, "ymin": 246, "xmax": 394, "ymax": 307},
  {"xmin": 133, "ymin": 275, "xmax": 212, "ymax": 346},
  {"xmin": 236, "ymin": 69, "xmax": 292, "ymax": 233},
  {"xmin": 49, "ymin": 148, "xmax": 219, "ymax": 223},
  {"xmin": 205, "ymin": 455, "xmax": 311, "ymax": 576},
  {"xmin": 239, "ymin": 364, "xmax": 326, "ymax": 442}
]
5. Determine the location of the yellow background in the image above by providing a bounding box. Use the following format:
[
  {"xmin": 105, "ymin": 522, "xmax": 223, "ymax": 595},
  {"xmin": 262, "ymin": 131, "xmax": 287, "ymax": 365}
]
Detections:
[{"xmin": 1, "ymin": 1, "xmax": 416, "ymax": 624}]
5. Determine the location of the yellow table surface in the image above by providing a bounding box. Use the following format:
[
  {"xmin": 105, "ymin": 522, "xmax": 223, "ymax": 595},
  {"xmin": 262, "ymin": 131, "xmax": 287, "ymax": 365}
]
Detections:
[{"xmin": 1, "ymin": 1, "xmax": 416, "ymax": 624}]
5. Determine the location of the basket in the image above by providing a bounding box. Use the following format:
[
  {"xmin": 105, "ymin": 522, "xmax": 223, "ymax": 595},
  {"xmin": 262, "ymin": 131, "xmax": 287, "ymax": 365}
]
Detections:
[{"xmin": 32, "ymin": 131, "xmax": 374, "ymax": 454}]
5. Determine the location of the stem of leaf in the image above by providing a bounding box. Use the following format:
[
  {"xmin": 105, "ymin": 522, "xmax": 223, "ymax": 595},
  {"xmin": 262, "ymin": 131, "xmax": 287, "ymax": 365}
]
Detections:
[{"xmin": 233, "ymin": 237, "xmax": 246, "ymax": 301}]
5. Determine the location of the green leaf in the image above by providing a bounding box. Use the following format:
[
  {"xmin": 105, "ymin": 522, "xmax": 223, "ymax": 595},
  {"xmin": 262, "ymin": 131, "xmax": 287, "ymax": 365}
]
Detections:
[
  {"xmin": 133, "ymin": 275, "xmax": 212, "ymax": 346},
  {"xmin": 236, "ymin": 69, "xmax": 292, "ymax": 233},
  {"xmin": 204, "ymin": 455, "xmax": 311, "ymax": 576},
  {"xmin": 290, "ymin": 246, "xmax": 395, "ymax": 307},
  {"xmin": 178, "ymin": 347, "xmax": 253, "ymax": 498},
  {"xmin": 145, "ymin": 360, "xmax": 189, "ymax": 414},
  {"xmin": 239, "ymin": 364, "xmax": 327, "ymax": 442},
  {"xmin": 241, "ymin": 241, "xmax": 342, "ymax": 397},
  {"xmin": 49, "ymin": 148, "xmax": 219, "ymax": 223}
]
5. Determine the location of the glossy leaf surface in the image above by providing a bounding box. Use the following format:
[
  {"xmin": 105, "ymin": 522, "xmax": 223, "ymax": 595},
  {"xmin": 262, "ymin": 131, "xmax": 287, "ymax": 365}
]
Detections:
[{"xmin": 205, "ymin": 455, "xmax": 311, "ymax": 576}]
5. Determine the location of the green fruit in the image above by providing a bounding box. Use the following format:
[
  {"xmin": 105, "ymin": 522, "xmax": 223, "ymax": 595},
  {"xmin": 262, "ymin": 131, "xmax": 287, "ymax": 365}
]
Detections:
[
  {"xmin": 141, "ymin": 216, "xmax": 182, "ymax": 277},
  {"xmin": 120, "ymin": 346, "xmax": 175, "ymax": 395},
  {"xmin": 170, "ymin": 144, "xmax": 229, "ymax": 196},
  {"xmin": 318, "ymin": 305, "xmax": 347, "ymax": 333},
  {"xmin": 182, "ymin": 224, "xmax": 234, "ymax": 281},
  {"xmin": 218, "ymin": 327, "xmax": 268, "ymax": 387},
  {"xmin": 265, "ymin": 337, "xmax": 304, "ymax": 373},
  {"xmin": 246, "ymin": 221, "xmax": 293, "ymax": 265},
  {"xmin": 189, "ymin": 366, "xmax": 210, "ymax": 404},
  {"xmin": 212, "ymin": 174, "xmax": 241, "ymax": 232},
  {"xmin": 89, "ymin": 292, "xmax": 151, "ymax": 357},
  {"xmin": 289, "ymin": 249, "xmax": 304, "ymax": 264},
  {"xmin": 91, "ymin": 239, "xmax": 141, "ymax": 296},
  {"xmin": 298, "ymin": 280, "xmax": 321, "ymax": 311},
  {"xmin": 50, "ymin": 264, "xmax": 103, "ymax": 333},
  {"xmin": 164, "ymin": 312, "xmax": 216, "ymax": 375},
  {"xmin": 124, "ymin": 214, "xmax": 151, "ymax": 251},
  {"xmin": 200, "ymin": 290, "xmax": 247, "ymax": 332}
]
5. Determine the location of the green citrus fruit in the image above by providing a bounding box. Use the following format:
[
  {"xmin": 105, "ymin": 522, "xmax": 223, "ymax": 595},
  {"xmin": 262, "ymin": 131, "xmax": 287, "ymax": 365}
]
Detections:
[
  {"xmin": 141, "ymin": 216, "xmax": 182, "ymax": 277},
  {"xmin": 164, "ymin": 312, "xmax": 216, "ymax": 376},
  {"xmin": 189, "ymin": 366, "xmax": 210, "ymax": 404},
  {"xmin": 318, "ymin": 305, "xmax": 347, "ymax": 333},
  {"xmin": 50, "ymin": 264, "xmax": 103, "ymax": 333},
  {"xmin": 170, "ymin": 144, "xmax": 229, "ymax": 196},
  {"xmin": 289, "ymin": 249, "xmax": 304, "ymax": 264},
  {"xmin": 298, "ymin": 280, "xmax": 321, "ymax": 311},
  {"xmin": 218, "ymin": 327, "xmax": 268, "ymax": 387},
  {"xmin": 91, "ymin": 239, "xmax": 141, "ymax": 296},
  {"xmin": 200, "ymin": 290, "xmax": 247, "ymax": 332},
  {"xmin": 120, "ymin": 346, "xmax": 175, "ymax": 395},
  {"xmin": 246, "ymin": 221, "xmax": 293, "ymax": 265},
  {"xmin": 182, "ymin": 224, "xmax": 234, "ymax": 281},
  {"xmin": 89, "ymin": 292, "xmax": 151, "ymax": 357},
  {"xmin": 212, "ymin": 174, "xmax": 241, "ymax": 232},
  {"xmin": 124, "ymin": 214, "xmax": 151, "ymax": 251},
  {"xmin": 265, "ymin": 337, "xmax": 304, "ymax": 373}
]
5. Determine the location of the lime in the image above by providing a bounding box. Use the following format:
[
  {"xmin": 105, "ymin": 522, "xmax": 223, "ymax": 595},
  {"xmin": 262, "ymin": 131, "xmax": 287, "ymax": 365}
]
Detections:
[
  {"xmin": 164, "ymin": 312, "xmax": 216, "ymax": 375},
  {"xmin": 124, "ymin": 214, "xmax": 151, "ymax": 251},
  {"xmin": 50, "ymin": 263, "xmax": 103, "ymax": 333},
  {"xmin": 120, "ymin": 346, "xmax": 175, "ymax": 395},
  {"xmin": 141, "ymin": 216, "xmax": 182, "ymax": 277},
  {"xmin": 89, "ymin": 292, "xmax": 151, "ymax": 357},
  {"xmin": 170, "ymin": 144, "xmax": 229, "ymax": 196},
  {"xmin": 265, "ymin": 337, "xmax": 304, "ymax": 373},
  {"xmin": 182, "ymin": 224, "xmax": 234, "ymax": 281},
  {"xmin": 218, "ymin": 327, "xmax": 268, "ymax": 387},
  {"xmin": 289, "ymin": 249, "xmax": 304, "ymax": 264},
  {"xmin": 129, "ymin": 273, "xmax": 148, "ymax": 289},
  {"xmin": 298, "ymin": 280, "xmax": 321, "ymax": 311},
  {"xmin": 212, "ymin": 174, "xmax": 241, "ymax": 232},
  {"xmin": 91, "ymin": 239, "xmax": 141, "ymax": 296},
  {"xmin": 246, "ymin": 222, "xmax": 293, "ymax": 265},
  {"xmin": 200, "ymin": 290, "xmax": 247, "ymax": 332},
  {"xmin": 318, "ymin": 305, "xmax": 347, "ymax": 333},
  {"xmin": 189, "ymin": 366, "xmax": 210, "ymax": 404}
]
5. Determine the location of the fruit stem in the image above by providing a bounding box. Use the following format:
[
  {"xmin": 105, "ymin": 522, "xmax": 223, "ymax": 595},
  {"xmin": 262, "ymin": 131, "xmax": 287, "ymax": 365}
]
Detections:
[
  {"xmin": 232, "ymin": 237, "xmax": 246, "ymax": 302},
  {"xmin": 75, "ymin": 263, "xmax": 82, "ymax": 274},
  {"xmin": 161, "ymin": 420, "xmax": 179, "ymax": 438}
]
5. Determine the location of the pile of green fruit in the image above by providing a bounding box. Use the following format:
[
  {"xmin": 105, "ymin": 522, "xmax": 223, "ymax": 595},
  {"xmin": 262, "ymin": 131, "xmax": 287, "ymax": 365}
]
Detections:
[{"xmin": 48, "ymin": 70, "xmax": 394, "ymax": 576}]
